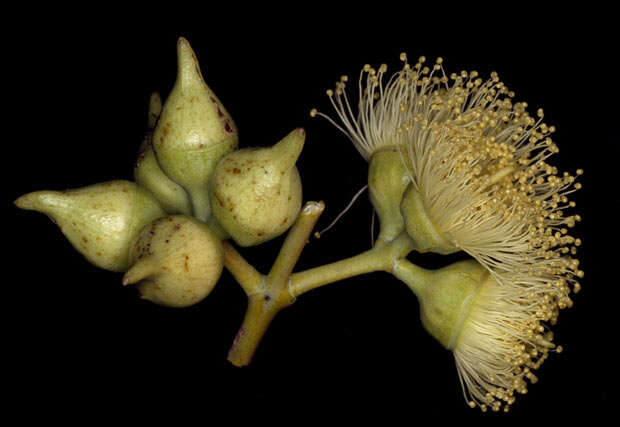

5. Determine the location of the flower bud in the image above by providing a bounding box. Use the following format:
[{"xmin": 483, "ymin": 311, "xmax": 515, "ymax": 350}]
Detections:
[
  {"xmin": 209, "ymin": 128, "xmax": 304, "ymax": 246},
  {"xmin": 123, "ymin": 215, "xmax": 224, "ymax": 308},
  {"xmin": 368, "ymin": 148, "xmax": 410, "ymax": 243},
  {"xmin": 135, "ymin": 142, "xmax": 193, "ymax": 215},
  {"xmin": 14, "ymin": 181, "xmax": 166, "ymax": 271},
  {"xmin": 400, "ymin": 185, "xmax": 459, "ymax": 254},
  {"xmin": 152, "ymin": 37, "xmax": 238, "ymax": 221},
  {"xmin": 134, "ymin": 93, "xmax": 192, "ymax": 215},
  {"xmin": 393, "ymin": 259, "xmax": 489, "ymax": 349}
]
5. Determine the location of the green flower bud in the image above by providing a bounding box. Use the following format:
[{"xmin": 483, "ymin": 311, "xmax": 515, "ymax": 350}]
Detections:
[
  {"xmin": 134, "ymin": 92, "xmax": 193, "ymax": 215},
  {"xmin": 123, "ymin": 215, "xmax": 224, "ymax": 308},
  {"xmin": 209, "ymin": 128, "xmax": 304, "ymax": 246},
  {"xmin": 14, "ymin": 181, "xmax": 166, "ymax": 272},
  {"xmin": 368, "ymin": 148, "xmax": 410, "ymax": 243},
  {"xmin": 135, "ymin": 142, "xmax": 193, "ymax": 215},
  {"xmin": 400, "ymin": 185, "xmax": 459, "ymax": 254},
  {"xmin": 393, "ymin": 259, "xmax": 489, "ymax": 349},
  {"xmin": 152, "ymin": 37, "xmax": 238, "ymax": 221}
]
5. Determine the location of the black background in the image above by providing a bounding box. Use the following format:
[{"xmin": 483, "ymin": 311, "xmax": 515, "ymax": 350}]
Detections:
[{"xmin": 5, "ymin": 5, "xmax": 615, "ymax": 424}]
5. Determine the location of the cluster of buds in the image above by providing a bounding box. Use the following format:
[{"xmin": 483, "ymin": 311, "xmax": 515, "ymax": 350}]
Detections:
[{"xmin": 15, "ymin": 38, "xmax": 304, "ymax": 307}]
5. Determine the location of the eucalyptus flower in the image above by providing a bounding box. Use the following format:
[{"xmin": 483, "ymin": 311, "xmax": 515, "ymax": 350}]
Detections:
[{"xmin": 314, "ymin": 54, "xmax": 583, "ymax": 411}]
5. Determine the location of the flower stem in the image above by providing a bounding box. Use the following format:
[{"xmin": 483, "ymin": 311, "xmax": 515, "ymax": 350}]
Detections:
[
  {"xmin": 289, "ymin": 249, "xmax": 387, "ymax": 295},
  {"xmin": 226, "ymin": 201, "xmax": 325, "ymax": 366},
  {"xmin": 222, "ymin": 241, "xmax": 263, "ymax": 295},
  {"xmin": 224, "ymin": 204, "xmax": 416, "ymax": 367},
  {"xmin": 227, "ymin": 295, "xmax": 279, "ymax": 366},
  {"xmin": 391, "ymin": 258, "xmax": 433, "ymax": 295},
  {"xmin": 289, "ymin": 233, "xmax": 414, "ymax": 296},
  {"xmin": 266, "ymin": 202, "xmax": 326, "ymax": 295}
]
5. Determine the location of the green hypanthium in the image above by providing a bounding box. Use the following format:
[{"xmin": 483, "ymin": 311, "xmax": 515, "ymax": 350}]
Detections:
[{"xmin": 16, "ymin": 38, "xmax": 584, "ymax": 412}]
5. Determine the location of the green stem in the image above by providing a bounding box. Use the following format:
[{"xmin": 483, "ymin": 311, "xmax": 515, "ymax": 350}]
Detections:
[
  {"xmin": 290, "ymin": 232, "xmax": 415, "ymax": 297},
  {"xmin": 227, "ymin": 296, "xmax": 279, "ymax": 367},
  {"xmin": 391, "ymin": 258, "xmax": 433, "ymax": 296},
  {"xmin": 222, "ymin": 240, "xmax": 263, "ymax": 295},
  {"xmin": 189, "ymin": 186, "xmax": 211, "ymax": 222},
  {"xmin": 226, "ymin": 201, "xmax": 324, "ymax": 366},
  {"xmin": 224, "ymin": 209, "xmax": 417, "ymax": 367},
  {"xmin": 267, "ymin": 202, "xmax": 325, "ymax": 295}
]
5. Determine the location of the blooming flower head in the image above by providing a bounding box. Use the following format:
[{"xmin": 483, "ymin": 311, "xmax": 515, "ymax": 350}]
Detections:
[{"xmin": 313, "ymin": 54, "xmax": 583, "ymax": 411}]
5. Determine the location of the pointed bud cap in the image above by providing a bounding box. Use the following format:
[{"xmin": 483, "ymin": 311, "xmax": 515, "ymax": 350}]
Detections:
[
  {"xmin": 15, "ymin": 181, "xmax": 166, "ymax": 271},
  {"xmin": 152, "ymin": 37, "xmax": 238, "ymax": 221},
  {"xmin": 210, "ymin": 128, "xmax": 304, "ymax": 246}
]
